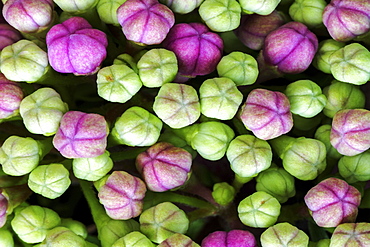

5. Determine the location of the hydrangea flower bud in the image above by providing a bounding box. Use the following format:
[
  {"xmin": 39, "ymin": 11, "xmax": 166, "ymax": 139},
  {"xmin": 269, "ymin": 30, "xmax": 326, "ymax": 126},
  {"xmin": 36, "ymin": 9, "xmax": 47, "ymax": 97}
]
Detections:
[
  {"xmin": 137, "ymin": 49, "xmax": 178, "ymax": 88},
  {"xmin": 46, "ymin": 16, "xmax": 108, "ymax": 75},
  {"xmin": 11, "ymin": 205, "xmax": 61, "ymax": 244},
  {"xmin": 96, "ymin": 64, "xmax": 142, "ymax": 103},
  {"xmin": 323, "ymin": 0, "xmax": 370, "ymax": 42},
  {"xmin": 238, "ymin": 191, "xmax": 281, "ymax": 228},
  {"xmin": 0, "ymin": 189, "xmax": 8, "ymax": 228},
  {"xmin": 256, "ymin": 166, "xmax": 295, "ymax": 203},
  {"xmin": 112, "ymin": 231, "xmax": 155, "ymax": 247},
  {"xmin": 98, "ymin": 218, "xmax": 140, "ymax": 247},
  {"xmin": 73, "ymin": 151, "xmax": 113, "ymax": 181},
  {"xmin": 0, "ymin": 229, "xmax": 13, "ymax": 247},
  {"xmin": 313, "ymin": 39, "xmax": 345, "ymax": 74},
  {"xmin": 216, "ymin": 52, "xmax": 259, "ymax": 86},
  {"xmin": 330, "ymin": 223, "xmax": 370, "ymax": 246},
  {"xmin": 19, "ymin": 87, "xmax": 68, "ymax": 136},
  {"xmin": 53, "ymin": 0, "xmax": 98, "ymax": 13},
  {"xmin": 330, "ymin": 109, "xmax": 370, "ymax": 156},
  {"xmin": 139, "ymin": 202, "xmax": 189, "ymax": 243},
  {"xmin": 289, "ymin": 0, "xmax": 326, "ymax": 28},
  {"xmin": 2, "ymin": 0, "xmax": 54, "ymax": 33},
  {"xmin": 201, "ymin": 229, "xmax": 257, "ymax": 247},
  {"xmin": 97, "ymin": 171, "xmax": 146, "ymax": 220},
  {"xmin": 199, "ymin": 77, "xmax": 243, "ymax": 120},
  {"xmin": 96, "ymin": 0, "xmax": 126, "ymax": 25},
  {"xmin": 260, "ymin": 222, "xmax": 309, "ymax": 247},
  {"xmin": 159, "ymin": 233, "xmax": 200, "ymax": 247},
  {"xmin": 136, "ymin": 142, "xmax": 192, "ymax": 192},
  {"xmin": 212, "ymin": 182, "xmax": 236, "ymax": 206},
  {"xmin": 304, "ymin": 177, "xmax": 361, "ymax": 228},
  {"xmin": 239, "ymin": 0, "xmax": 280, "ymax": 15},
  {"xmin": 226, "ymin": 134, "xmax": 272, "ymax": 178},
  {"xmin": 234, "ymin": 11, "xmax": 285, "ymax": 50},
  {"xmin": 28, "ymin": 163, "xmax": 71, "ymax": 199},
  {"xmin": 0, "ymin": 23, "xmax": 21, "ymax": 50},
  {"xmin": 39, "ymin": 227, "xmax": 86, "ymax": 247},
  {"xmin": 328, "ymin": 43, "xmax": 370, "ymax": 85},
  {"xmin": 52, "ymin": 111, "xmax": 109, "ymax": 159},
  {"xmin": 153, "ymin": 83, "xmax": 200, "ymax": 129},
  {"xmin": 338, "ymin": 150, "xmax": 370, "ymax": 183},
  {"xmin": 159, "ymin": 0, "xmax": 203, "ymax": 14},
  {"xmin": 117, "ymin": 0, "xmax": 175, "ymax": 45},
  {"xmin": 60, "ymin": 218, "xmax": 88, "ymax": 239},
  {"xmin": 0, "ymin": 73, "xmax": 23, "ymax": 119},
  {"xmin": 314, "ymin": 124, "xmax": 342, "ymax": 160},
  {"xmin": 263, "ymin": 21, "xmax": 318, "ymax": 74},
  {"xmin": 162, "ymin": 23, "xmax": 223, "ymax": 81},
  {"xmin": 285, "ymin": 79, "xmax": 327, "ymax": 118},
  {"xmin": 0, "ymin": 39, "xmax": 48, "ymax": 82},
  {"xmin": 323, "ymin": 80, "xmax": 365, "ymax": 118},
  {"xmin": 240, "ymin": 88, "xmax": 293, "ymax": 140}
]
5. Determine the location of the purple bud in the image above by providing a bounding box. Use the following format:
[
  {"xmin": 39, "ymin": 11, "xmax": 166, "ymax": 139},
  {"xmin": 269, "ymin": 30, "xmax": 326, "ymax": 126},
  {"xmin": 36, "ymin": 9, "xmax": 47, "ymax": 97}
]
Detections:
[
  {"xmin": 136, "ymin": 142, "xmax": 192, "ymax": 192},
  {"xmin": 2, "ymin": 0, "xmax": 54, "ymax": 33},
  {"xmin": 98, "ymin": 171, "xmax": 147, "ymax": 220},
  {"xmin": 330, "ymin": 109, "xmax": 370, "ymax": 156},
  {"xmin": 52, "ymin": 111, "xmax": 109, "ymax": 159},
  {"xmin": 117, "ymin": 0, "xmax": 175, "ymax": 45},
  {"xmin": 263, "ymin": 21, "xmax": 318, "ymax": 74},
  {"xmin": 201, "ymin": 230, "xmax": 257, "ymax": 247},
  {"xmin": 46, "ymin": 16, "xmax": 108, "ymax": 75},
  {"xmin": 240, "ymin": 88, "xmax": 293, "ymax": 140},
  {"xmin": 163, "ymin": 23, "xmax": 223, "ymax": 81},
  {"xmin": 0, "ymin": 73, "xmax": 23, "ymax": 119},
  {"xmin": 323, "ymin": 0, "xmax": 370, "ymax": 42},
  {"xmin": 0, "ymin": 23, "xmax": 21, "ymax": 50},
  {"xmin": 0, "ymin": 189, "xmax": 8, "ymax": 228},
  {"xmin": 304, "ymin": 177, "xmax": 361, "ymax": 228}
]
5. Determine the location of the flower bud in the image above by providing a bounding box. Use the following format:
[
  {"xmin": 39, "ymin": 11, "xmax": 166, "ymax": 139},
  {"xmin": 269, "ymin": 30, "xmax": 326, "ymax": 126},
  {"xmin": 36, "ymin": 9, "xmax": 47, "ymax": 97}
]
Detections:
[
  {"xmin": 60, "ymin": 218, "xmax": 88, "ymax": 239},
  {"xmin": 239, "ymin": 0, "xmax": 280, "ymax": 15},
  {"xmin": 159, "ymin": 233, "xmax": 200, "ymax": 247},
  {"xmin": 238, "ymin": 191, "xmax": 281, "ymax": 228},
  {"xmin": 136, "ymin": 142, "xmax": 192, "ymax": 192},
  {"xmin": 153, "ymin": 83, "xmax": 200, "ymax": 129},
  {"xmin": 289, "ymin": 0, "xmax": 326, "ymax": 28},
  {"xmin": 304, "ymin": 177, "xmax": 361, "ymax": 228},
  {"xmin": 313, "ymin": 39, "xmax": 345, "ymax": 74},
  {"xmin": 19, "ymin": 87, "xmax": 68, "ymax": 136},
  {"xmin": 2, "ymin": 0, "xmax": 54, "ymax": 33},
  {"xmin": 330, "ymin": 223, "xmax": 370, "ymax": 246},
  {"xmin": 98, "ymin": 171, "xmax": 147, "ymax": 220},
  {"xmin": 328, "ymin": 43, "xmax": 370, "ymax": 85},
  {"xmin": 0, "ymin": 229, "xmax": 13, "ymax": 247},
  {"xmin": 117, "ymin": 0, "xmax": 175, "ymax": 45},
  {"xmin": 226, "ymin": 134, "xmax": 272, "ymax": 178},
  {"xmin": 53, "ymin": 0, "xmax": 98, "ymax": 13},
  {"xmin": 260, "ymin": 222, "xmax": 309, "ymax": 247},
  {"xmin": 112, "ymin": 231, "xmax": 155, "ymax": 247},
  {"xmin": 216, "ymin": 51, "xmax": 259, "ymax": 86},
  {"xmin": 73, "ymin": 151, "xmax": 113, "ymax": 181},
  {"xmin": 52, "ymin": 111, "xmax": 109, "ymax": 159},
  {"xmin": 46, "ymin": 16, "xmax": 108, "ymax": 75},
  {"xmin": 137, "ymin": 48, "xmax": 178, "ymax": 88},
  {"xmin": 0, "ymin": 189, "xmax": 8, "ymax": 228},
  {"xmin": 338, "ymin": 150, "xmax": 370, "ymax": 183},
  {"xmin": 162, "ymin": 23, "xmax": 223, "ymax": 81},
  {"xmin": 330, "ymin": 109, "xmax": 370, "ymax": 156},
  {"xmin": 96, "ymin": 64, "xmax": 142, "ymax": 103},
  {"xmin": 96, "ymin": 0, "xmax": 126, "ymax": 25},
  {"xmin": 263, "ymin": 21, "xmax": 318, "ymax": 74},
  {"xmin": 139, "ymin": 202, "xmax": 189, "ymax": 243},
  {"xmin": 212, "ymin": 182, "xmax": 236, "ymax": 206},
  {"xmin": 0, "ymin": 39, "xmax": 48, "ymax": 82},
  {"xmin": 323, "ymin": 0, "xmax": 370, "ymax": 42},
  {"xmin": 99, "ymin": 219, "xmax": 140, "ymax": 247},
  {"xmin": 285, "ymin": 79, "xmax": 327, "ymax": 118},
  {"xmin": 314, "ymin": 125, "xmax": 342, "ymax": 160},
  {"xmin": 0, "ymin": 73, "xmax": 23, "ymax": 119},
  {"xmin": 201, "ymin": 229, "xmax": 257, "ymax": 247},
  {"xmin": 0, "ymin": 23, "xmax": 21, "ymax": 50},
  {"xmin": 159, "ymin": 0, "xmax": 203, "ymax": 14},
  {"xmin": 240, "ymin": 88, "xmax": 293, "ymax": 140},
  {"xmin": 39, "ymin": 227, "xmax": 86, "ymax": 247},
  {"xmin": 199, "ymin": 77, "xmax": 243, "ymax": 120},
  {"xmin": 11, "ymin": 205, "xmax": 61, "ymax": 244}
]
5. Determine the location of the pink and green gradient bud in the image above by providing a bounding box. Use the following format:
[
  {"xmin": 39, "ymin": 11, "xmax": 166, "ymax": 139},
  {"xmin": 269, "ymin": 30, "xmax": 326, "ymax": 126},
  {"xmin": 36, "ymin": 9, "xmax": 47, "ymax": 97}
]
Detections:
[
  {"xmin": 330, "ymin": 223, "xmax": 370, "ymax": 246},
  {"xmin": 159, "ymin": 233, "xmax": 199, "ymax": 247},
  {"xmin": 0, "ymin": 23, "xmax": 21, "ymax": 50},
  {"xmin": 0, "ymin": 189, "xmax": 8, "ymax": 228},
  {"xmin": 260, "ymin": 222, "xmax": 309, "ymax": 247},
  {"xmin": 201, "ymin": 230, "xmax": 257, "ymax": 247},
  {"xmin": 0, "ymin": 73, "xmax": 23, "ymax": 120}
]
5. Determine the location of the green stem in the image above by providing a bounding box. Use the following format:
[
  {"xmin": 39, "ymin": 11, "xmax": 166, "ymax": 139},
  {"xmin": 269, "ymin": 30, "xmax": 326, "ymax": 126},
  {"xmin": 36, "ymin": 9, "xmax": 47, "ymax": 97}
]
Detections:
[
  {"xmin": 36, "ymin": 137, "xmax": 54, "ymax": 159},
  {"xmin": 108, "ymin": 147, "xmax": 148, "ymax": 162},
  {"xmin": 186, "ymin": 208, "xmax": 217, "ymax": 223},
  {"xmin": 232, "ymin": 174, "xmax": 253, "ymax": 193}
]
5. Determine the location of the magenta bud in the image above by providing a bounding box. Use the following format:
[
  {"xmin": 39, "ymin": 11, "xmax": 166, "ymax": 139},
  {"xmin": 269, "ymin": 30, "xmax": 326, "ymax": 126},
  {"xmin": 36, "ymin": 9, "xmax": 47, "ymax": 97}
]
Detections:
[
  {"xmin": 263, "ymin": 21, "xmax": 318, "ymax": 74},
  {"xmin": 163, "ymin": 22, "xmax": 223, "ymax": 81},
  {"xmin": 0, "ymin": 23, "xmax": 21, "ymax": 50},
  {"xmin": 240, "ymin": 88, "xmax": 293, "ymax": 140},
  {"xmin": 304, "ymin": 177, "xmax": 361, "ymax": 228},
  {"xmin": 52, "ymin": 111, "xmax": 109, "ymax": 159},
  {"xmin": 46, "ymin": 16, "xmax": 108, "ymax": 75},
  {"xmin": 136, "ymin": 142, "xmax": 192, "ymax": 192},
  {"xmin": 0, "ymin": 73, "xmax": 23, "ymax": 120},
  {"xmin": 117, "ymin": 0, "xmax": 175, "ymax": 45},
  {"xmin": 201, "ymin": 230, "xmax": 257, "ymax": 247},
  {"xmin": 0, "ymin": 189, "xmax": 8, "ymax": 228}
]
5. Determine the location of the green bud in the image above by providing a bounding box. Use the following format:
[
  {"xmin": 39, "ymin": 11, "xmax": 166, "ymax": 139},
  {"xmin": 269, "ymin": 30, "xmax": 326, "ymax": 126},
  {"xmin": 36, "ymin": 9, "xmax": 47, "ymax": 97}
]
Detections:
[
  {"xmin": 289, "ymin": 0, "xmax": 326, "ymax": 28},
  {"xmin": 96, "ymin": 64, "xmax": 142, "ymax": 103},
  {"xmin": 199, "ymin": 0, "xmax": 242, "ymax": 32},
  {"xmin": 338, "ymin": 150, "xmax": 370, "ymax": 184},
  {"xmin": 330, "ymin": 223, "xmax": 370, "ymax": 246},
  {"xmin": 11, "ymin": 205, "xmax": 61, "ymax": 244},
  {"xmin": 313, "ymin": 39, "xmax": 345, "ymax": 74},
  {"xmin": 72, "ymin": 151, "xmax": 113, "ymax": 181},
  {"xmin": 39, "ymin": 227, "xmax": 86, "ymax": 247},
  {"xmin": 238, "ymin": 191, "xmax": 281, "ymax": 228},
  {"xmin": 54, "ymin": 0, "xmax": 98, "ymax": 13},
  {"xmin": 28, "ymin": 163, "xmax": 71, "ymax": 199},
  {"xmin": 285, "ymin": 79, "xmax": 327, "ymax": 118},
  {"xmin": 139, "ymin": 202, "xmax": 189, "ymax": 244},
  {"xmin": 111, "ymin": 106, "xmax": 163, "ymax": 146},
  {"xmin": 99, "ymin": 219, "xmax": 140, "ymax": 247},
  {"xmin": 113, "ymin": 53, "xmax": 138, "ymax": 72},
  {"xmin": 226, "ymin": 134, "xmax": 272, "ymax": 178},
  {"xmin": 260, "ymin": 222, "xmax": 309, "ymax": 247},
  {"xmin": 314, "ymin": 239, "xmax": 331, "ymax": 247},
  {"xmin": 137, "ymin": 48, "xmax": 178, "ymax": 88},
  {"xmin": 314, "ymin": 125, "xmax": 342, "ymax": 160},
  {"xmin": 328, "ymin": 43, "xmax": 370, "ymax": 85},
  {"xmin": 112, "ymin": 231, "xmax": 155, "ymax": 247},
  {"xmin": 199, "ymin": 77, "xmax": 243, "ymax": 120},
  {"xmin": 212, "ymin": 182, "xmax": 236, "ymax": 205},
  {"xmin": 216, "ymin": 51, "xmax": 259, "ymax": 86},
  {"xmin": 239, "ymin": 0, "xmax": 280, "ymax": 15},
  {"xmin": 191, "ymin": 121, "xmax": 235, "ymax": 161},
  {"xmin": 96, "ymin": 0, "xmax": 127, "ymax": 25},
  {"xmin": 159, "ymin": 0, "xmax": 203, "ymax": 14},
  {"xmin": 0, "ymin": 228, "xmax": 14, "ymax": 247},
  {"xmin": 158, "ymin": 233, "xmax": 200, "ymax": 247},
  {"xmin": 60, "ymin": 218, "xmax": 88, "ymax": 239}
]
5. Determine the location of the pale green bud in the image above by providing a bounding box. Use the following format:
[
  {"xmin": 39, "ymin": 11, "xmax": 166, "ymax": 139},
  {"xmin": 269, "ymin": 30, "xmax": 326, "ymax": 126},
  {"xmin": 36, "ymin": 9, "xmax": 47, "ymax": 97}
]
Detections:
[{"xmin": 72, "ymin": 151, "xmax": 113, "ymax": 181}]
